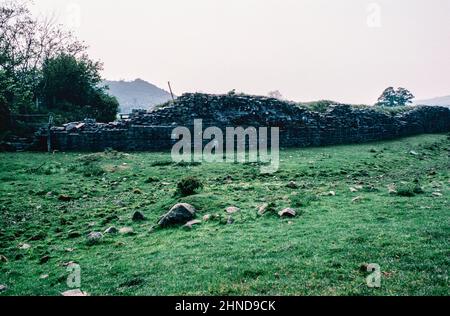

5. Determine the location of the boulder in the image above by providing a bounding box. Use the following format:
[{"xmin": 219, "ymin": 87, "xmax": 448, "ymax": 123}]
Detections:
[{"xmin": 158, "ymin": 203, "xmax": 196, "ymax": 228}]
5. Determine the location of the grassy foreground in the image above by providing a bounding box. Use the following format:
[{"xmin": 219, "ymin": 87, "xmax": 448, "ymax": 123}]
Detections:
[{"xmin": 0, "ymin": 134, "xmax": 449, "ymax": 296}]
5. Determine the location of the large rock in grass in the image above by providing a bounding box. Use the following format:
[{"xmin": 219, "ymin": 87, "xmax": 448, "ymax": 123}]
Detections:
[{"xmin": 158, "ymin": 203, "xmax": 196, "ymax": 228}]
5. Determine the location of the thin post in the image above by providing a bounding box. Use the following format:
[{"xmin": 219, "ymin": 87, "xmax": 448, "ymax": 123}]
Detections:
[
  {"xmin": 47, "ymin": 114, "xmax": 53, "ymax": 153},
  {"xmin": 168, "ymin": 81, "xmax": 175, "ymax": 101}
]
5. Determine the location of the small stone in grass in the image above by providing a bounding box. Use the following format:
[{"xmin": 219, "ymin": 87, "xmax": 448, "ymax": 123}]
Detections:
[
  {"xmin": 86, "ymin": 232, "xmax": 103, "ymax": 245},
  {"xmin": 19, "ymin": 243, "xmax": 31, "ymax": 250},
  {"xmin": 39, "ymin": 255, "xmax": 51, "ymax": 264},
  {"xmin": 132, "ymin": 211, "xmax": 146, "ymax": 221},
  {"xmin": 40, "ymin": 274, "xmax": 49, "ymax": 279},
  {"xmin": 104, "ymin": 226, "xmax": 118, "ymax": 234},
  {"xmin": 287, "ymin": 181, "xmax": 298, "ymax": 189},
  {"xmin": 0, "ymin": 284, "xmax": 7, "ymax": 292},
  {"xmin": 183, "ymin": 220, "xmax": 202, "ymax": 229},
  {"xmin": 226, "ymin": 206, "xmax": 240, "ymax": 214},
  {"xmin": 352, "ymin": 196, "xmax": 363, "ymax": 203},
  {"xmin": 227, "ymin": 216, "xmax": 235, "ymax": 225},
  {"xmin": 278, "ymin": 208, "xmax": 296, "ymax": 218},
  {"xmin": 0, "ymin": 255, "xmax": 8, "ymax": 262},
  {"xmin": 119, "ymin": 227, "xmax": 134, "ymax": 235},
  {"xmin": 202, "ymin": 214, "xmax": 212, "ymax": 222},
  {"xmin": 257, "ymin": 203, "xmax": 269, "ymax": 216},
  {"xmin": 61, "ymin": 289, "xmax": 89, "ymax": 296}
]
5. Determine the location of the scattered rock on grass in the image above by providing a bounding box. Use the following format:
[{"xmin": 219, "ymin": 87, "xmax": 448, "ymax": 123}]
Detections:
[
  {"xmin": 287, "ymin": 181, "xmax": 298, "ymax": 189},
  {"xmin": 183, "ymin": 220, "xmax": 202, "ymax": 229},
  {"xmin": 104, "ymin": 226, "xmax": 118, "ymax": 234},
  {"xmin": 61, "ymin": 289, "xmax": 89, "ymax": 296},
  {"xmin": 132, "ymin": 211, "xmax": 146, "ymax": 222},
  {"xmin": 19, "ymin": 243, "xmax": 31, "ymax": 250},
  {"xmin": 119, "ymin": 227, "xmax": 134, "ymax": 235},
  {"xmin": 257, "ymin": 203, "xmax": 269, "ymax": 216},
  {"xmin": 87, "ymin": 232, "xmax": 103, "ymax": 245},
  {"xmin": 226, "ymin": 206, "xmax": 240, "ymax": 214},
  {"xmin": 39, "ymin": 255, "xmax": 51, "ymax": 264},
  {"xmin": 158, "ymin": 203, "xmax": 196, "ymax": 228},
  {"xmin": 278, "ymin": 208, "xmax": 296, "ymax": 218},
  {"xmin": 387, "ymin": 184, "xmax": 397, "ymax": 194},
  {"xmin": 352, "ymin": 196, "xmax": 363, "ymax": 203}
]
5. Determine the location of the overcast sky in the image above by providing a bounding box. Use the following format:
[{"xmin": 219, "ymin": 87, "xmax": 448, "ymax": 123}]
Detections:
[{"xmin": 30, "ymin": 0, "xmax": 450, "ymax": 104}]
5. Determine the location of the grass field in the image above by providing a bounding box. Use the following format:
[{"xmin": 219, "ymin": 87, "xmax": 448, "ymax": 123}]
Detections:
[{"xmin": 0, "ymin": 134, "xmax": 449, "ymax": 296}]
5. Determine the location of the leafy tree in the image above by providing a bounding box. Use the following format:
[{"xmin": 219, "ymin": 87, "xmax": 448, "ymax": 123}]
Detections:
[
  {"xmin": 376, "ymin": 87, "xmax": 414, "ymax": 107},
  {"xmin": 0, "ymin": 1, "xmax": 118, "ymax": 125},
  {"xmin": 39, "ymin": 53, "xmax": 118, "ymax": 122}
]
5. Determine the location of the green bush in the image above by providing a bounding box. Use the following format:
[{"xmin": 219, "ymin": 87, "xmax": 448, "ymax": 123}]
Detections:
[
  {"xmin": 291, "ymin": 193, "xmax": 318, "ymax": 207},
  {"xmin": 177, "ymin": 176, "xmax": 203, "ymax": 196},
  {"xmin": 396, "ymin": 183, "xmax": 424, "ymax": 197}
]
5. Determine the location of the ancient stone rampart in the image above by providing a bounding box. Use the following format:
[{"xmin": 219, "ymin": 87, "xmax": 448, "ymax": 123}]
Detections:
[{"xmin": 48, "ymin": 93, "xmax": 450, "ymax": 152}]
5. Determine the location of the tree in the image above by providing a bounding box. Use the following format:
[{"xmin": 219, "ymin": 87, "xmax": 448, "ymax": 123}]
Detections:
[
  {"xmin": 0, "ymin": 0, "xmax": 118, "ymax": 124},
  {"xmin": 268, "ymin": 90, "xmax": 283, "ymax": 100},
  {"xmin": 376, "ymin": 87, "xmax": 414, "ymax": 107},
  {"xmin": 0, "ymin": 95, "xmax": 11, "ymax": 132},
  {"xmin": 39, "ymin": 53, "xmax": 119, "ymax": 122}
]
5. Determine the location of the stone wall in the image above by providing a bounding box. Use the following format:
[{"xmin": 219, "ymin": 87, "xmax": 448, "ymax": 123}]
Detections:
[{"xmin": 48, "ymin": 93, "xmax": 450, "ymax": 152}]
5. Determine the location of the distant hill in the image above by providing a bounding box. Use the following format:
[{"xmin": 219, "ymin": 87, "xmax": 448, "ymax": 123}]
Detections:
[
  {"xmin": 413, "ymin": 95, "xmax": 450, "ymax": 107},
  {"xmin": 103, "ymin": 79, "xmax": 173, "ymax": 113}
]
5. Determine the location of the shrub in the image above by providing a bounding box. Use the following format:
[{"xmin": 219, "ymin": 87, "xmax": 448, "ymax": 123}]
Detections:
[
  {"xmin": 291, "ymin": 193, "xmax": 318, "ymax": 207},
  {"xmin": 396, "ymin": 183, "xmax": 423, "ymax": 197},
  {"xmin": 177, "ymin": 176, "xmax": 203, "ymax": 196}
]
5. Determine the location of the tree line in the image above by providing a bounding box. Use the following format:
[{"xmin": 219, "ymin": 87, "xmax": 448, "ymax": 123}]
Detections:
[{"xmin": 0, "ymin": 0, "xmax": 118, "ymax": 133}]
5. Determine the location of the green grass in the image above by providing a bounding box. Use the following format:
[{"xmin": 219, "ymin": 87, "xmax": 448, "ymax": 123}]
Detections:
[{"xmin": 0, "ymin": 134, "xmax": 449, "ymax": 296}]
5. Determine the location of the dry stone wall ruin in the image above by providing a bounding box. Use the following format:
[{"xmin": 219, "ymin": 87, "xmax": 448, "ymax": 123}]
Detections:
[{"xmin": 47, "ymin": 93, "xmax": 450, "ymax": 152}]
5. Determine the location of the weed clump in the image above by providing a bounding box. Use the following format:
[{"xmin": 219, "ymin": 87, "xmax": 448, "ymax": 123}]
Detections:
[
  {"xmin": 291, "ymin": 193, "xmax": 318, "ymax": 207},
  {"xmin": 176, "ymin": 176, "xmax": 203, "ymax": 196},
  {"xmin": 396, "ymin": 183, "xmax": 424, "ymax": 197}
]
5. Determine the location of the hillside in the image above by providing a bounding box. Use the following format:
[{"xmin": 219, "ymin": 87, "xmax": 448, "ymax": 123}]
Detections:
[
  {"xmin": 413, "ymin": 95, "xmax": 450, "ymax": 107},
  {"xmin": 103, "ymin": 79, "xmax": 172, "ymax": 113}
]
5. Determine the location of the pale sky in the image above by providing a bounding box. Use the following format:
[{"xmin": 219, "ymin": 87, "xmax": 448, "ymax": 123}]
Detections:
[{"xmin": 30, "ymin": 0, "xmax": 450, "ymax": 104}]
